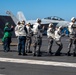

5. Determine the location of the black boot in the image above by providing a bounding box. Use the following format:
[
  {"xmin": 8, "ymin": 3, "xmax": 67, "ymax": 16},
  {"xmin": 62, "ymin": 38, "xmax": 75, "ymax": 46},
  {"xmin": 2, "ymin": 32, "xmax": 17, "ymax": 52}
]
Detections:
[
  {"xmin": 67, "ymin": 52, "xmax": 71, "ymax": 56},
  {"xmin": 73, "ymin": 52, "xmax": 76, "ymax": 57},
  {"xmin": 33, "ymin": 53, "xmax": 36, "ymax": 56}
]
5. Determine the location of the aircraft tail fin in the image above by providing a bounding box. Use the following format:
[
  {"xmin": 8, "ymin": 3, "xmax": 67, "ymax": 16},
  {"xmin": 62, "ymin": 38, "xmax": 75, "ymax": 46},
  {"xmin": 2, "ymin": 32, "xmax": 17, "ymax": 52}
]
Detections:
[
  {"xmin": 6, "ymin": 11, "xmax": 19, "ymax": 25},
  {"xmin": 17, "ymin": 11, "xmax": 27, "ymax": 24}
]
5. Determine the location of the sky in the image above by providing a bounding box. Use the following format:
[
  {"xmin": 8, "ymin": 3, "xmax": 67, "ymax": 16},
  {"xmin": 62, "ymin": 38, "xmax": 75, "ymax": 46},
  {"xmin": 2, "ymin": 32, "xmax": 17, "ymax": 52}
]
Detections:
[{"xmin": 0, "ymin": 0, "xmax": 76, "ymax": 21}]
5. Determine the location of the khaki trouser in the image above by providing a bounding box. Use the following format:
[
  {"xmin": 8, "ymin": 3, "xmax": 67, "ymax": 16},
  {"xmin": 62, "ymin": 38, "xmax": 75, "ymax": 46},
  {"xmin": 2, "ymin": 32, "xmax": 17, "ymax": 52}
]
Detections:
[{"xmin": 33, "ymin": 35, "xmax": 42, "ymax": 55}]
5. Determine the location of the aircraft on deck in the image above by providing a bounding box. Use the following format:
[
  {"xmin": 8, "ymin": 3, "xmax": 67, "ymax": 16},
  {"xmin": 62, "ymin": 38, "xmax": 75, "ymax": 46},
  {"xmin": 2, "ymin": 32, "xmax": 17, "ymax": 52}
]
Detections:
[
  {"xmin": 6, "ymin": 11, "xmax": 70, "ymax": 35},
  {"xmin": 6, "ymin": 11, "xmax": 69, "ymax": 27}
]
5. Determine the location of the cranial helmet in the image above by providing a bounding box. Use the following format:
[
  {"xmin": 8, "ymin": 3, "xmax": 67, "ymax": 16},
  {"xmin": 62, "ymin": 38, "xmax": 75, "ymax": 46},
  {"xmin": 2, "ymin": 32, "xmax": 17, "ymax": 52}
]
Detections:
[
  {"xmin": 49, "ymin": 23, "xmax": 53, "ymax": 27},
  {"xmin": 71, "ymin": 17, "xmax": 76, "ymax": 21},
  {"xmin": 36, "ymin": 18, "xmax": 41, "ymax": 23},
  {"xmin": 58, "ymin": 26, "xmax": 63, "ymax": 30},
  {"xmin": 5, "ymin": 22, "xmax": 9, "ymax": 26}
]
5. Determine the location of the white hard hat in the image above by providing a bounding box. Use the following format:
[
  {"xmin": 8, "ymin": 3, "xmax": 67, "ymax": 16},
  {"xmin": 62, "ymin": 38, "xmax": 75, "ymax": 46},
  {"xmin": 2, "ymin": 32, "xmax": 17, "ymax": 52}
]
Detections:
[
  {"xmin": 71, "ymin": 17, "xmax": 76, "ymax": 21},
  {"xmin": 49, "ymin": 23, "xmax": 53, "ymax": 27}
]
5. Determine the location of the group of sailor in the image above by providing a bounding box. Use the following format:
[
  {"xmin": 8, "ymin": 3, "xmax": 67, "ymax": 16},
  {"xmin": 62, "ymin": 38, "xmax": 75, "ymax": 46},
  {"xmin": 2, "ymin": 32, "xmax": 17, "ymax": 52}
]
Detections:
[{"xmin": 14, "ymin": 17, "xmax": 76, "ymax": 57}]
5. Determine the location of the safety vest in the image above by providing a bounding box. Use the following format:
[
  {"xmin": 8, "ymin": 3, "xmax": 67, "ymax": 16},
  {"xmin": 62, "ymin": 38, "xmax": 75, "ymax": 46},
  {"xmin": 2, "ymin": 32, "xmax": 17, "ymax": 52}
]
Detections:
[{"xmin": 2, "ymin": 26, "xmax": 12, "ymax": 42}]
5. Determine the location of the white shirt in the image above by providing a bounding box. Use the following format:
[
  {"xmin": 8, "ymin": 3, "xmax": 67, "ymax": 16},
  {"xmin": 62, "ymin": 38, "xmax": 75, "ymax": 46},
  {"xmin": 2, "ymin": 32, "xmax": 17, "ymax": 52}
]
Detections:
[
  {"xmin": 54, "ymin": 28, "xmax": 61, "ymax": 41},
  {"xmin": 15, "ymin": 24, "xmax": 27, "ymax": 36},
  {"xmin": 47, "ymin": 27, "xmax": 55, "ymax": 39},
  {"xmin": 33, "ymin": 23, "xmax": 43, "ymax": 37},
  {"xmin": 68, "ymin": 22, "xmax": 74, "ymax": 34}
]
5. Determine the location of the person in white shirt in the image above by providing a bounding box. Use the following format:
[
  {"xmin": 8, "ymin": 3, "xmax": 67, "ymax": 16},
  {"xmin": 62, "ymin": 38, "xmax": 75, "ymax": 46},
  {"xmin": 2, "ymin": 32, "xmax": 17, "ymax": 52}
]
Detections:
[
  {"xmin": 67, "ymin": 17, "xmax": 76, "ymax": 56},
  {"xmin": 26, "ymin": 22, "xmax": 33, "ymax": 53},
  {"xmin": 54, "ymin": 26, "xmax": 64, "ymax": 56},
  {"xmin": 47, "ymin": 23, "xmax": 55, "ymax": 55},
  {"xmin": 15, "ymin": 21, "xmax": 28, "ymax": 56},
  {"xmin": 32, "ymin": 18, "xmax": 44, "ymax": 56}
]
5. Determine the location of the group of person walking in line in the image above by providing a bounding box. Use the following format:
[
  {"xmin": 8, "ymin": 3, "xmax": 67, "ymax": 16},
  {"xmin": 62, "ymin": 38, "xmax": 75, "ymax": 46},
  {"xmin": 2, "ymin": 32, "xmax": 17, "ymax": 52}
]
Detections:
[{"xmin": 2, "ymin": 17, "xmax": 76, "ymax": 57}]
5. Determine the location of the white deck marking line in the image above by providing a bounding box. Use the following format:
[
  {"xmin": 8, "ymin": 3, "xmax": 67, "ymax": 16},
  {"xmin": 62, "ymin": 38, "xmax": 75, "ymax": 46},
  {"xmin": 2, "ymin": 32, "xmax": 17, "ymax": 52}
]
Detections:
[{"xmin": 0, "ymin": 57, "xmax": 76, "ymax": 68}]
